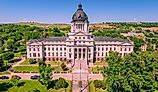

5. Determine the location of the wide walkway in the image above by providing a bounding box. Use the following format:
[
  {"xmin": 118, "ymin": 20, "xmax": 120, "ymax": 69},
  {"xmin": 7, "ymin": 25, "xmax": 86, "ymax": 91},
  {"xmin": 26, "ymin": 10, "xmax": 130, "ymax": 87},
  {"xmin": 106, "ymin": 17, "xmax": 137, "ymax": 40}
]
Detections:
[
  {"xmin": 72, "ymin": 60, "xmax": 89, "ymax": 92},
  {"xmin": 1, "ymin": 58, "xmax": 103, "ymax": 92}
]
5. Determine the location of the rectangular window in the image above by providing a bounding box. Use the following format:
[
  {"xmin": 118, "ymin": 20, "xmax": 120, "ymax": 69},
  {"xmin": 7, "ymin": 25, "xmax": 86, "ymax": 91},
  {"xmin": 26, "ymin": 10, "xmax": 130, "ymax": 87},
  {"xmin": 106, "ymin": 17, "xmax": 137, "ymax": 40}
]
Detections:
[
  {"xmin": 110, "ymin": 47, "xmax": 112, "ymax": 51},
  {"xmin": 120, "ymin": 48, "xmax": 122, "ymax": 51},
  {"xmin": 114, "ymin": 47, "xmax": 116, "ymax": 51},
  {"xmin": 69, "ymin": 49, "xmax": 71, "ymax": 52},
  {"xmin": 129, "ymin": 48, "xmax": 131, "ymax": 51},
  {"xmin": 60, "ymin": 48, "xmax": 62, "ymax": 51},
  {"xmin": 56, "ymin": 48, "xmax": 58, "ymax": 51},
  {"xmin": 106, "ymin": 47, "xmax": 108, "ymax": 51},
  {"xmin": 33, "ymin": 48, "xmax": 36, "ymax": 51},
  {"xmin": 52, "ymin": 47, "xmax": 54, "ymax": 51},
  {"xmin": 69, "ymin": 54, "xmax": 71, "ymax": 58},
  {"xmin": 48, "ymin": 47, "xmax": 50, "ymax": 51},
  {"xmin": 33, "ymin": 53, "xmax": 36, "ymax": 57},
  {"xmin": 52, "ymin": 53, "xmax": 54, "ymax": 56},
  {"xmin": 30, "ymin": 53, "xmax": 32, "ymax": 57},
  {"xmin": 98, "ymin": 48, "xmax": 100, "ymax": 51},
  {"xmin": 29, "ymin": 48, "xmax": 31, "ymax": 51},
  {"xmin": 64, "ymin": 48, "xmax": 66, "ymax": 51},
  {"xmin": 38, "ymin": 48, "xmax": 40, "ymax": 51},
  {"xmin": 38, "ymin": 53, "xmax": 40, "ymax": 57}
]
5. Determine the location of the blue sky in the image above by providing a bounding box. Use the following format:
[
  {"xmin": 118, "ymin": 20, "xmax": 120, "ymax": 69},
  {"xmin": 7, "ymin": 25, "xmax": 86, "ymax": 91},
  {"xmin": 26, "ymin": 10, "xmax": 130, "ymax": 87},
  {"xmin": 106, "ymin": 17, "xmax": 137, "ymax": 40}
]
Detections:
[{"xmin": 0, "ymin": 0, "xmax": 158, "ymax": 23}]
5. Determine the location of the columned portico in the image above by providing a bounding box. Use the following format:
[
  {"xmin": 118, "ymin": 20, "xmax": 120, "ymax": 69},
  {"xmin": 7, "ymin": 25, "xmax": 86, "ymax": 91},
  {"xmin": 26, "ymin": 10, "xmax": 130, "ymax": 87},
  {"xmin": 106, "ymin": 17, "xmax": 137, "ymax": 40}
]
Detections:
[{"xmin": 74, "ymin": 47, "xmax": 87, "ymax": 61}]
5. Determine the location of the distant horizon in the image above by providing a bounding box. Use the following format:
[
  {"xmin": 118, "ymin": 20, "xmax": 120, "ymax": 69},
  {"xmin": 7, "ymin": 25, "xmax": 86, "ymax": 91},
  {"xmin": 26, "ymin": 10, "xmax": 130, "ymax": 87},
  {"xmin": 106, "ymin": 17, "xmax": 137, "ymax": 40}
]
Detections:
[
  {"xmin": 0, "ymin": 0, "xmax": 158, "ymax": 23},
  {"xmin": 1, "ymin": 21, "xmax": 158, "ymax": 25}
]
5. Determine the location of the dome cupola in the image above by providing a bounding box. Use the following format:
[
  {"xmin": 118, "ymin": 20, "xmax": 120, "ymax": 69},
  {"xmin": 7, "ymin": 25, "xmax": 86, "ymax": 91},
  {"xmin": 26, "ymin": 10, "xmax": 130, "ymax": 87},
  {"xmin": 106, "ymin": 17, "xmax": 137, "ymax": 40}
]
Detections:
[{"xmin": 72, "ymin": 4, "xmax": 88, "ymax": 22}]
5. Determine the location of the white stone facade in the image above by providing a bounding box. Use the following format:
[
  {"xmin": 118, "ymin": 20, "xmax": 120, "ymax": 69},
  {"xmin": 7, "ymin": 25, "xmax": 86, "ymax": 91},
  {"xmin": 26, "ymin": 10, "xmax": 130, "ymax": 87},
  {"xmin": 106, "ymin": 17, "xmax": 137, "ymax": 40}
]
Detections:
[{"xmin": 27, "ymin": 4, "xmax": 134, "ymax": 65}]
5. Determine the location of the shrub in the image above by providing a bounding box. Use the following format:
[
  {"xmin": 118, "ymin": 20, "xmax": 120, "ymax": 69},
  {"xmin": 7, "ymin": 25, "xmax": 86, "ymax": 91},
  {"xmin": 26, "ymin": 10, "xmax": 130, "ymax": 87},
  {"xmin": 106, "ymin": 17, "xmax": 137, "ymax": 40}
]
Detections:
[
  {"xmin": 29, "ymin": 88, "xmax": 41, "ymax": 92},
  {"xmin": 10, "ymin": 75, "xmax": 21, "ymax": 86},
  {"xmin": 61, "ymin": 63, "xmax": 68, "ymax": 71},
  {"xmin": 28, "ymin": 59, "xmax": 37, "ymax": 64},
  {"xmin": 55, "ymin": 77, "xmax": 68, "ymax": 90},
  {"xmin": 93, "ymin": 80, "xmax": 103, "ymax": 89}
]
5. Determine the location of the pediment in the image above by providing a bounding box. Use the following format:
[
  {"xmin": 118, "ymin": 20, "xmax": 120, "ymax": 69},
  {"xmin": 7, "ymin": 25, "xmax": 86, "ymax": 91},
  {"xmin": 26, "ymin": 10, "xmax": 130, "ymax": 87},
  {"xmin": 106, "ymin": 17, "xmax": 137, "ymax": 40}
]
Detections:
[{"xmin": 73, "ymin": 31, "xmax": 87, "ymax": 36}]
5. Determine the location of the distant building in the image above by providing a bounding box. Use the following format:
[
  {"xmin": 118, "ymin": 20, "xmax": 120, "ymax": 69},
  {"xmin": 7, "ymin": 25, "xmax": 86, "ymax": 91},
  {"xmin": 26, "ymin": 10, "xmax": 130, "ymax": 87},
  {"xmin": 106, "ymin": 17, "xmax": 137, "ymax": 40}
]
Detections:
[
  {"xmin": 141, "ymin": 44, "xmax": 147, "ymax": 51},
  {"xmin": 121, "ymin": 32, "xmax": 144, "ymax": 38},
  {"xmin": 142, "ymin": 27, "xmax": 158, "ymax": 31},
  {"xmin": 26, "ymin": 4, "xmax": 134, "ymax": 66}
]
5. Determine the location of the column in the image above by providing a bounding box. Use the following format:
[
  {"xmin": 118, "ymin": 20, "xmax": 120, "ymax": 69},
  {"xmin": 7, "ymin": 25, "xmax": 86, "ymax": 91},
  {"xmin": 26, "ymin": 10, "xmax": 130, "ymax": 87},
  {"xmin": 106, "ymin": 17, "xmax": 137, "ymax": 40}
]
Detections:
[
  {"xmin": 86, "ymin": 47, "xmax": 88, "ymax": 65},
  {"xmin": 81, "ymin": 48, "xmax": 83, "ymax": 60},
  {"xmin": 77, "ymin": 48, "xmax": 79, "ymax": 60}
]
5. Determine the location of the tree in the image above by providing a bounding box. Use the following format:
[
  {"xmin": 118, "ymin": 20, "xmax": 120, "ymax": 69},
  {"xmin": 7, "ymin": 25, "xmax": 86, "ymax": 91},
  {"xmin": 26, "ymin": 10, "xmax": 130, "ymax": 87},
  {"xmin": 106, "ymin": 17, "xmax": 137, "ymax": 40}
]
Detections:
[
  {"xmin": 0, "ymin": 59, "xmax": 4, "ymax": 70},
  {"xmin": 28, "ymin": 59, "xmax": 37, "ymax": 64},
  {"xmin": 103, "ymin": 51, "xmax": 158, "ymax": 92},
  {"xmin": 93, "ymin": 80, "xmax": 103, "ymax": 90},
  {"xmin": 10, "ymin": 75, "xmax": 21, "ymax": 86},
  {"xmin": 0, "ymin": 46, "xmax": 5, "ymax": 54},
  {"xmin": 55, "ymin": 77, "xmax": 68, "ymax": 90},
  {"xmin": 6, "ymin": 39, "xmax": 15, "ymax": 51},
  {"xmin": 130, "ymin": 37, "xmax": 145, "ymax": 52},
  {"xmin": 1, "ymin": 52, "xmax": 14, "ymax": 61},
  {"xmin": 38, "ymin": 62, "xmax": 52, "ymax": 89}
]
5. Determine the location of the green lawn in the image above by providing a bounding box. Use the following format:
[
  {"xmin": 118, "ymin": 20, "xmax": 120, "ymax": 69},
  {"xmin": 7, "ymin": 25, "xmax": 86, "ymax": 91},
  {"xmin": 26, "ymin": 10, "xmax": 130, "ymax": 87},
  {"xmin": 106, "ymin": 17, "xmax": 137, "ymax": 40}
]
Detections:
[
  {"xmin": 0, "ymin": 80, "xmax": 72, "ymax": 92},
  {"xmin": 94, "ymin": 61, "xmax": 108, "ymax": 66},
  {"xmin": 0, "ymin": 71, "xmax": 11, "ymax": 75},
  {"xmin": 12, "ymin": 66, "xmax": 58, "ymax": 72},
  {"xmin": 89, "ymin": 81, "xmax": 107, "ymax": 92},
  {"xmin": 20, "ymin": 60, "xmax": 64, "ymax": 66},
  {"xmin": 90, "ymin": 67, "xmax": 104, "ymax": 73},
  {"xmin": 20, "ymin": 60, "xmax": 31, "ymax": 65},
  {"xmin": 45, "ymin": 61, "xmax": 64, "ymax": 66},
  {"xmin": 13, "ymin": 65, "xmax": 69, "ymax": 73}
]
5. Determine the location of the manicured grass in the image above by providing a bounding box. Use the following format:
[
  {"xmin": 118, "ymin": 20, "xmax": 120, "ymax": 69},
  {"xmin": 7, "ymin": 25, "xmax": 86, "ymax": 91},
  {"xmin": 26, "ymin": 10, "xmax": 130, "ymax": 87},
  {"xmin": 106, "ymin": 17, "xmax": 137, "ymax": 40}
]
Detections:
[
  {"xmin": 89, "ymin": 81, "xmax": 107, "ymax": 92},
  {"xmin": 90, "ymin": 67, "xmax": 104, "ymax": 73},
  {"xmin": 94, "ymin": 61, "xmax": 108, "ymax": 66},
  {"xmin": 0, "ymin": 80, "xmax": 72, "ymax": 92},
  {"xmin": 20, "ymin": 61, "xmax": 64, "ymax": 66},
  {"xmin": 12, "ymin": 66, "xmax": 58, "ymax": 72},
  {"xmin": 0, "ymin": 71, "xmax": 11, "ymax": 75},
  {"xmin": 13, "ymin": 66, "xmax": 39, "ymax": 72},
  {"xmin": 20, "ymin": 60, "xmax": 31, "ymax": 65},
  {"xmin": 45, "ymin": 61, "xmax": 63, "ymax": 66}
]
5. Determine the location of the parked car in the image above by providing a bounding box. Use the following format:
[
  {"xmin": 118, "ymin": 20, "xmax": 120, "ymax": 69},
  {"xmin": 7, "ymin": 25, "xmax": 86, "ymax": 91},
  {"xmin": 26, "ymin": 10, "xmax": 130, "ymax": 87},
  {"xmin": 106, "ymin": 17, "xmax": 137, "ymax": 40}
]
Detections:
[
  {"xmin": 0, "ymin": 76, "xmax": 9, "ymax": 79},
  {"xmin": 30, "ymin": 75, "xmax": 39, "ymax": 80}
]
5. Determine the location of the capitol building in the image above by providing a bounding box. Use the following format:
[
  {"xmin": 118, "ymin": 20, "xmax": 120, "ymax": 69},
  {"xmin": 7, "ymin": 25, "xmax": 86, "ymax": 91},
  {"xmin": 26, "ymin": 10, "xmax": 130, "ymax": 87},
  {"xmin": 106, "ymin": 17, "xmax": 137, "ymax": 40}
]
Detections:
[{"xmin": 27, "ymin": 4, "xmax": 134, "ymax": 66}]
